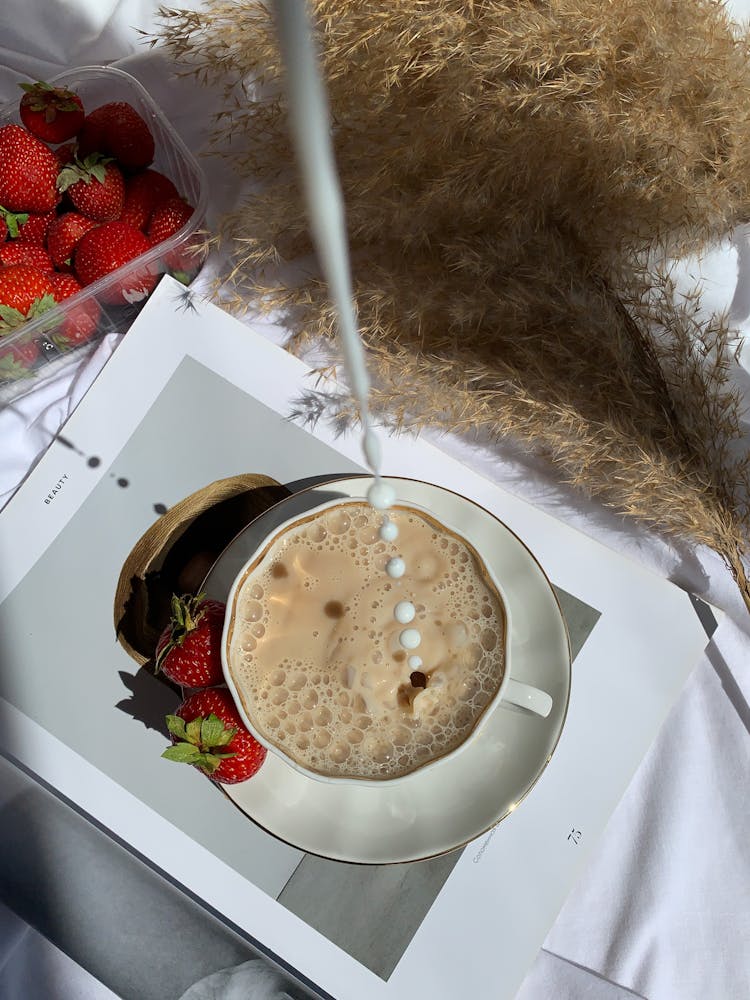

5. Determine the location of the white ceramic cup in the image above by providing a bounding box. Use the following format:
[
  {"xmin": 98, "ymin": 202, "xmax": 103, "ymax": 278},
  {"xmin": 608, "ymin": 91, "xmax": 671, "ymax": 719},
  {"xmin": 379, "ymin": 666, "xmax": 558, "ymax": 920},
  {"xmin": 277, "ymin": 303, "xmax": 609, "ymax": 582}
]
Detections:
[{"xmin": 222, "ymin": 496, "xmax": 554, "ymax": 785}]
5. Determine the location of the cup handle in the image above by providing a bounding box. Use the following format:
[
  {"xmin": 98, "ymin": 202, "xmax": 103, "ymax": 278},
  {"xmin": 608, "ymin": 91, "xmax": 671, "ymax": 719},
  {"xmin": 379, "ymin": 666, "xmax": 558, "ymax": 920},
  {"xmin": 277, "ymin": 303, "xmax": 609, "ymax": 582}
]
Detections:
[{"xmin": 503, "ymin": 678, "xmax": 553, "ymax": 718}]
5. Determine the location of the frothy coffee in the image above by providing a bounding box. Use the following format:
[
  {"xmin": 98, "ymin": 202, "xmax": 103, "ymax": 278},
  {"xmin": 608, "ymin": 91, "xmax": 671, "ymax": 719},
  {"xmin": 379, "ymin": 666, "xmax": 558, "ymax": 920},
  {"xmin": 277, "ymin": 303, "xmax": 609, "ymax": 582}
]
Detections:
[{"xmin": 225, "ymin": 502, "xmax": 507, "ymax": 780}]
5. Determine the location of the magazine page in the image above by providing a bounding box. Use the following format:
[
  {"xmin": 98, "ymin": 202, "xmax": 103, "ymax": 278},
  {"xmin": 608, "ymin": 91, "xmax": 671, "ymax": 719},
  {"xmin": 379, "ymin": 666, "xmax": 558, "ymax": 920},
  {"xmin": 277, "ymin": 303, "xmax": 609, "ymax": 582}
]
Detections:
[{"xmin": 0, "ymin": 277, "xmax": 712, "ymax": 1000}]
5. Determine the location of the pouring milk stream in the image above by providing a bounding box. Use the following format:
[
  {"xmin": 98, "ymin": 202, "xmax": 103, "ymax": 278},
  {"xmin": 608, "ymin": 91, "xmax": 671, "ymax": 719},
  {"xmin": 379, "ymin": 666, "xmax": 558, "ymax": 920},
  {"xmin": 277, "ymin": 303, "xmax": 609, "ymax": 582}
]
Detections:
[
  {"xmin": 271, "ymin": 2, "xmax": 552, "ymax": 718},
  {"xmin": 274, "ymin": 0, "xmax": 424, "ymax": 661}
]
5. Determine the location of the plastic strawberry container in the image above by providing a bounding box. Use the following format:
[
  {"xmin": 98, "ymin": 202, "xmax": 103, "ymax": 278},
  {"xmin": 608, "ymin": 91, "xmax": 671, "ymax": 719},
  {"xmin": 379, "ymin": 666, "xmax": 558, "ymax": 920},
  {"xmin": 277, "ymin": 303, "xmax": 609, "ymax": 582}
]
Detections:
[{"xmin": 0, "ymin": 65, "xmax": 207, "ymax": 402}]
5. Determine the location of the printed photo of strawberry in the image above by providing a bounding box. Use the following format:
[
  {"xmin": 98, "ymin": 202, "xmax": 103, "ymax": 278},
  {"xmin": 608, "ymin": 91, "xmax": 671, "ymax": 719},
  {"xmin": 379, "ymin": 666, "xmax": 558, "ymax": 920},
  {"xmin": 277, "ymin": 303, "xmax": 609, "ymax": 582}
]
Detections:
[
  {"xmin": 162, "ymin": 687, "xmax": 267, "ymax": 785},
  {"xmin": 77, "ymin": 101, "xmax": 155, "ymax": 170},
  {"xmin": 57, "ymin": 154, "xmax": 124, "ymax": 222},
  {"xmin": 46, "ymin": 212, "xmax": 98, "ymax": 270},
  {"xmin": 48, "ymin": 272, "xmax": 101, "ymax": 347},
  {"xmin": 0, "ymin": 242, "xmax": 53, "ymax": 271},
  {"xmin": 18, "ymin": 81, "xmax": 85, "ymax": 144},
  {"xmin": 0, "ymin": 124, "xmax": 61, "ymax": 213},
  {"xmin": 0, "ymin": 264, "xmax": 55, "ymax": 332},
  {"xmin": 155, "ymin": 594, "xmax": 227, "ymax": 688},
  {"xmin": 120, "ymin": 169, "xmax": 180, "ymax": 230},
  {"xmin": 74, "ymin": 220, "xmax": 156, "ymax": 305}
]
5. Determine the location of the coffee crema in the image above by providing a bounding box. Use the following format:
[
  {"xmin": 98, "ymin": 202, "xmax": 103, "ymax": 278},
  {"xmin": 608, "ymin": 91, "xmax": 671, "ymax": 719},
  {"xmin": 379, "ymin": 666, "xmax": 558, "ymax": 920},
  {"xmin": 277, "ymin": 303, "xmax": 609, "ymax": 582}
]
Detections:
[{"xmin": 225, "ymin": 502, "xmax": 507, "ymax": 780}]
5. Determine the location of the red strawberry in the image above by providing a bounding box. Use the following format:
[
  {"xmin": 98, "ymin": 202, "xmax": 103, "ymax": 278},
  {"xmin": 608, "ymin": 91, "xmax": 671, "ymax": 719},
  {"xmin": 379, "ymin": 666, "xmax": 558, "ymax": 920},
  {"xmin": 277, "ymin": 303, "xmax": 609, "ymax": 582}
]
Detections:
[
  {"xmin": 77, "ymin": 101, "xmax": 154, "ymax": 170},
  {"xmin": 74, "ymin": 220, "xmax": 155, "ymax": 305},
  {"xmin": 121, "ymin": 169, "xmax": 180, "ymax": 230},
  {"xmin": 163, "ymin": 687, "xmax": 267, "ymax": 784},
  {"xmin": 57, "ymin": 154, "xmax": 124, "ymax": 222},
  {"xmin": 49, "ymin": 271, "xmax": 84, "ymax": 300},
  {"xmin": 0, "ymin": 264, "xmax": 55, "ymax": 332},
  {"xmin": 19, "ymin": 81, "xmax": 85, "ymax": 144},
  {"xmin": 16, "ymin": 209, "xmax": 56, "ymax": 246},
  {"xmin": 0, "ymin": 219, "xmax": 5, "ymax": 242},
  {"xmin": 147, "ymin": 197, "xmax": 194, "ymax": 245},
  {"xmin": 155, "ymin": 594, "xmax": 226, "ymax": 688},
  {"xmin": 0, "ymin": 242, "xmax": 53, "ymax": 270},
  {"xmin": 47, "ymin": 212, "xmax": 98, "ymax": 270},
  {"xmin": 119, "ymin": 187, "xmax": 151, "ymax": 231},
  {"xmin": 0, "ymin": 334, "xmax": 40, "ymax": 380},
  {"xmin": 49, "ymin": 272, "xmax": 100, "ymax": 347},
  {"xmin": 0, "ymin": 124, "xmax": 60, "ymax": 213},
  {"xmin": 55, "ymin": 141, "xmax": 77, "ymax": 166},
  {"xmin": 0, "ymin": 208, "xmax": 56, "ymax": 248}
]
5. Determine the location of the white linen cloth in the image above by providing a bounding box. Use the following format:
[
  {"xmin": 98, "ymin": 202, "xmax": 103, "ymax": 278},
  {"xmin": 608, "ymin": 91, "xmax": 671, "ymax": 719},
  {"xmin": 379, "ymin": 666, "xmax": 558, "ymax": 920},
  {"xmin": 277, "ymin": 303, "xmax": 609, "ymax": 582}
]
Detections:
[{"xmin": 1, "ymin": 3, "xmax": 749, "ymax": 999}]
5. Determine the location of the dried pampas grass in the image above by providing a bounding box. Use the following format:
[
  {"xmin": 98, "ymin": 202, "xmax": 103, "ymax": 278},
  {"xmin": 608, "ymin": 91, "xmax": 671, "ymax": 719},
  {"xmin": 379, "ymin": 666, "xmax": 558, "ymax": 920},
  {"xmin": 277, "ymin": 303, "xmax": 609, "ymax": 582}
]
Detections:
[{"xmin": 154, "ymin": 0, "xmax": 750, "ymax": 614}]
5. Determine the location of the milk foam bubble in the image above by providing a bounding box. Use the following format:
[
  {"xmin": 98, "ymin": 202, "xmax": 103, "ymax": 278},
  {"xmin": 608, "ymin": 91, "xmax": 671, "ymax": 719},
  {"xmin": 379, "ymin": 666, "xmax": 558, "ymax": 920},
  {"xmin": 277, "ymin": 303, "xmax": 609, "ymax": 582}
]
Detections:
[{"xmin": 227, "ymin": 502, "xmax": 506, "ymax": 780}]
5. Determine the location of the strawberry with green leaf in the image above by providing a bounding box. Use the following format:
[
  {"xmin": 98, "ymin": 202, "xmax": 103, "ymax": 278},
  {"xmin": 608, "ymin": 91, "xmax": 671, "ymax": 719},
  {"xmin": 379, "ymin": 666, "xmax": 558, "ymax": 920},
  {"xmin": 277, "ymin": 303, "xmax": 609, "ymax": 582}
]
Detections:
[
  {"xmin": 0, "ymin": 206, "xmax": 29, "ymax": 241},
  {"xmin": 57, "ymin": 154, "xmax": 124, "ymax": 222},
  {"xmin": 155, "ymin": 593, "xmax": 227, "ymax": 688},
  {"xmin": 16, "ymin": 208, "xmax": 57, "ymax": 246},
  {"xmin": 0, "ymin": 335, "xmax": 39, "ymax": 380},
  {"xmin": 0, "ymin": 207, "xmax": 55, "ymax": 246},
  {"xmin": 19, "ymin": 81, "xmax": 85, "ymax": 144},
  {"xmin": 162, "ymin": 687, "xmax": 266, "ymax": 784},
  {"xmin": 0, "ymin": 264, "xmax": 55, "ymax": 333}
]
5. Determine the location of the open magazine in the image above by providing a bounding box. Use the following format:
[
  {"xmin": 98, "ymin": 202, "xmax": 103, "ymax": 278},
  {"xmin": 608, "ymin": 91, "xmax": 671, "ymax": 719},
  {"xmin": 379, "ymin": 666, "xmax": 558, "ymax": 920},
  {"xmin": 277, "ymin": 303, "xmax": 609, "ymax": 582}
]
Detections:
[{"xmin": 0, "ymin": 277, "xmax": 714, "ymax": 1000}]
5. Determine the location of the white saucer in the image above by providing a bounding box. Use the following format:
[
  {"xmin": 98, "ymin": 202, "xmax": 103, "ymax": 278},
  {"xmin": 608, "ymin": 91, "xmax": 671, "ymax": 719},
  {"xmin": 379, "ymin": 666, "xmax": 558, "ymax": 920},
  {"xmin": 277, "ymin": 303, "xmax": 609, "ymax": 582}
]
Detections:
[{"xmin": 203, "ymin": 476, "xmax": 571, "ymax": 864}]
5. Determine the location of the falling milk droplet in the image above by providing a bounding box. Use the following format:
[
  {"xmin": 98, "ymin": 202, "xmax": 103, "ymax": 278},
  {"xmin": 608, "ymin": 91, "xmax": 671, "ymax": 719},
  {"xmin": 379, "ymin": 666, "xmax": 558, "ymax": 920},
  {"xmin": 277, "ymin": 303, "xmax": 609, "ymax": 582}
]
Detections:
[
  {"xmin": 399, "ymin": 628, "xmax": 422, "ymax": 650},
  {"xmin": 386, "ymin": 557, "xmax": 406, "ymax": 579},
  {"xmin": 394, "ymin": 600, "xmax": 415, "ymax": 624}
]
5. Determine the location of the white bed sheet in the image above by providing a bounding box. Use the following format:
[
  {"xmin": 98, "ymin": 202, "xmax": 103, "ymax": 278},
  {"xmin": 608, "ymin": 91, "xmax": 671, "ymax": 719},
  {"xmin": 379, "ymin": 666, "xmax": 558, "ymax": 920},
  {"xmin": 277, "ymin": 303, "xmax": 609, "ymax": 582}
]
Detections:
[{"xmin": 0, "ymin": 3, "xmax": 748, "ymax": 999}]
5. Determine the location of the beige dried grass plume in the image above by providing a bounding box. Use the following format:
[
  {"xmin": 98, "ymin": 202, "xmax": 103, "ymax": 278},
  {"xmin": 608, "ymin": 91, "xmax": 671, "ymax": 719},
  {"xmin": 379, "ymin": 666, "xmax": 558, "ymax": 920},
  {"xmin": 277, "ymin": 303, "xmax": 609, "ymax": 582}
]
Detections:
[{"xmin": 155, "ymin": 0, "xmax": 750, "ymax": 614}]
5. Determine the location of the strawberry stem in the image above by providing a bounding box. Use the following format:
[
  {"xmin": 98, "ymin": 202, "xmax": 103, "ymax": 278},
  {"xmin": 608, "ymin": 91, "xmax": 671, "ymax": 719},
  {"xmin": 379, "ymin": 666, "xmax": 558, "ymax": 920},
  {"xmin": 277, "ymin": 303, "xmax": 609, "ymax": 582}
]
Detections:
[
  {"xmin": 0, "ymin": 206, "xmax": 29, "ymax": 239},
  {"xmin": 56, "ymin": 153, "xmax": 112, "ymax": 193},
  {"xmin": 162, "ymin": 711, "xmax": 238, "ymax": 774},
  {"xmin": 154, "ymin": 592, "xmax": 208, "ymax": 675}
]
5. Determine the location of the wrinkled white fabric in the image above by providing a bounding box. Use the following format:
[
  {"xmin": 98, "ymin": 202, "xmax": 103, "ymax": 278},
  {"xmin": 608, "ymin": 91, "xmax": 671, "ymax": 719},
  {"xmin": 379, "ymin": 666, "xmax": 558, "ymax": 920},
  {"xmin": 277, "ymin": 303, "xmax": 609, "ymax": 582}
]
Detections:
[
  {"xmin": 542, "ymin": 620, "xmax": 750, "ymax": 1000},
  {"xmin": 1, "ymin": 4, "xmax": 750, "ymax": 1000},
  {"xmin": 177, "ymin": 961, "xmax": 301, "ymax": 1000}
]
